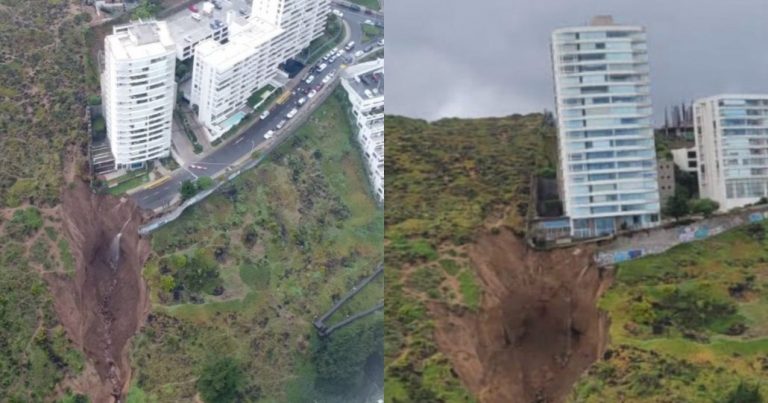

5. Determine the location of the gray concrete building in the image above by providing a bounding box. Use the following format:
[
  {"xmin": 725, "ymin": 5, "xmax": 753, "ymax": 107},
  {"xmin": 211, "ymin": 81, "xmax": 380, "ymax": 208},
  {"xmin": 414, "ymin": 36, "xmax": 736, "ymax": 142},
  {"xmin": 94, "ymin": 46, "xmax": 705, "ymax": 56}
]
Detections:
[{"xmin": 657, "ymin": 158, "xmax": 676, "ymax": 204}]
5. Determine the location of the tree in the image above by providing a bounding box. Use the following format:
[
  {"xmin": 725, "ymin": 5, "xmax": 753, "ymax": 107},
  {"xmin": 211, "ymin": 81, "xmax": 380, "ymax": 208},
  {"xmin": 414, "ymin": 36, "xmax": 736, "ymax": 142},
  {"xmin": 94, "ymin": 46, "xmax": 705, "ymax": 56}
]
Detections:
[
  {"xmin": 197, "ymin": 357, "xmax": 245, "ymax": 403},
  {"xmin": 312, "ymin": 315, "xmax": 383, "ymax": 394},
  {"xmin": 132, "ymin": 0, "xmax": 160, "ymax": 19},
  {"xmin": 180, "ymin": 180, "xmax": 198, "ymax": 200},
  {"xmin": 725, "ymin": 381, "xmax": 763, "ymax": 403},
  {"xmin": 197, "ymin": 176, "xmax": 214, "ymax": 190},
  {"xmin": 664, "ymin": 192, "xmax": 690, "ymax": 220},
  {"xmin": 174, "ymin": 249, "xmax": 221, "ymax": 294},
  {"xmin": 689, "ymin": 198, "xmax": 719, "ymax": 218}
]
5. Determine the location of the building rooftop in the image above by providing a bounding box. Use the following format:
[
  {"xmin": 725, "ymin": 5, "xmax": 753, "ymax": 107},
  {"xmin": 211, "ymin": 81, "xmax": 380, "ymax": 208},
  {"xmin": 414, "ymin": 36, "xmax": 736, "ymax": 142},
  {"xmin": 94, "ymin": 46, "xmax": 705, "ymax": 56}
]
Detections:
[
  {"xmin": 108, "ymin": 20, "xmax": 175, "ymax": 60},
  {"xmin": 196, "ymin": 18, "xmax": 282, "ymax": 71},
  {"xmin": 165, "ymin": 0, "xmax": 252, "ymax": 47},
  {"xmin": 590, "ymin": 15, "xmax": 615, "ymax": 26},
  {"xmin": 343, "ymin": 58, "xmax": 384, "ymax": 101},
  {"xmin": 552, "ymin": 16, "xmax": 643, "ymax": 34}
]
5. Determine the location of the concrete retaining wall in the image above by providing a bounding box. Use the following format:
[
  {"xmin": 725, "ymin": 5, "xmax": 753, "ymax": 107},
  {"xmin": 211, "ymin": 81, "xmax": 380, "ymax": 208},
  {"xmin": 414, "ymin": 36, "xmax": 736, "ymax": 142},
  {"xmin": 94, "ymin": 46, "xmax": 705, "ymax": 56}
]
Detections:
[
  {"xmin": 138, "ymin": 79, "xmax": 341, "ymax": 235},
  {"xmin": 595, "ymin": 207, "xmax": 768, "ymax": 266}
]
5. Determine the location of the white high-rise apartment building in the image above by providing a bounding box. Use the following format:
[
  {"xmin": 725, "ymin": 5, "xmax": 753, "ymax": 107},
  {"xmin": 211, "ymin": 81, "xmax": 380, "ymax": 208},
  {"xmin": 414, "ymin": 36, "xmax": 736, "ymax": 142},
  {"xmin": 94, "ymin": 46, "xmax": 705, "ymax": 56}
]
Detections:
[
  {"xmin": 551, "ymin": 16, "xmax": 661, "ymax": 238},
  {"xmin": 191, "ymin": 16, "xmax": 283, "ymax": 140},
  {"xmin": 251, "ymin": 0, "xmax": 329, "ymax": 61},
  {"xmin": 694, "ymin": 95, "xmax": 768, "ymax": 210},
  {"xmin": 341, "ymin": 59, "xmax": 384, "ymax": 201},
  {"xmin": 102, "ymin": 20, "xmax": 177, "ymax": 168},
  {"xmin": 190, "ymin": 0, "xmax": 329, "ymax": 140}
]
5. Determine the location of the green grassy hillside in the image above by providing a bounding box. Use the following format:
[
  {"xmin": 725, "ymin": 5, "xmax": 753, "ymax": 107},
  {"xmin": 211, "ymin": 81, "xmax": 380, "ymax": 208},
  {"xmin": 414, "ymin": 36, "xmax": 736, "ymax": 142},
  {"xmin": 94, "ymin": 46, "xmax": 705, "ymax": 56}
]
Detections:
[
  {"xmin": 571, "ymin": 222, "xmax": 768, "ymax": 402},
  {"xmin": 0, "ymin": 1, "xmax": 92, "ymax": 398},
  {"xmin": 0, "ymin": 207, "xmax": 85, "ymax": 401},
  {"xmin": 0, "ymin": 0, "xmax": 95, "ymax": 207},
  {"xmin": 129, "ymin": 90, "xmax": 383, "ymax": 402},
  {"xmin": 384, "ymin": 114, "xmax": 557, "ymax": 401}
]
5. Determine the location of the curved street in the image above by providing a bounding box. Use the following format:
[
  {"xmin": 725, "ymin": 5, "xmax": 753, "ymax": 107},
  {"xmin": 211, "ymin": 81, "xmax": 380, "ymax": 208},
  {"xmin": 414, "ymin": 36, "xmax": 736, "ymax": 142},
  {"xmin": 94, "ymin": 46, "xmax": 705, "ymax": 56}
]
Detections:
[{"xmin": 132, "ymin": 6, "xmax": 383, "ymax": 211}]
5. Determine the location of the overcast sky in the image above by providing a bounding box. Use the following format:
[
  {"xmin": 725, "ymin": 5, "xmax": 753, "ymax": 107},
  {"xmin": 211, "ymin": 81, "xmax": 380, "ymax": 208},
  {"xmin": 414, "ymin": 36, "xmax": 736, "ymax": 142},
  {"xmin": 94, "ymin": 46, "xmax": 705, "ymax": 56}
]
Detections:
[{"xmin": 385, "ymin": 0, "xmax": 768, "ymax": 123}]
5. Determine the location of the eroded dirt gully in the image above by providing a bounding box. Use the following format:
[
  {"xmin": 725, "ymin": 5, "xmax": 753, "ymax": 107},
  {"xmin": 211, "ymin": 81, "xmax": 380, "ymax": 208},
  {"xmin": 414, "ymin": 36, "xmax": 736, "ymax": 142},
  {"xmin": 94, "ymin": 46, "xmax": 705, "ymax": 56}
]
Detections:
[
  {"xmin": 430, "ymin": 229, "xmax": 613, "ymax": 403},
  {"xmin": 45, "ymin": 182, "xmax": 150, "ymax": 402}
]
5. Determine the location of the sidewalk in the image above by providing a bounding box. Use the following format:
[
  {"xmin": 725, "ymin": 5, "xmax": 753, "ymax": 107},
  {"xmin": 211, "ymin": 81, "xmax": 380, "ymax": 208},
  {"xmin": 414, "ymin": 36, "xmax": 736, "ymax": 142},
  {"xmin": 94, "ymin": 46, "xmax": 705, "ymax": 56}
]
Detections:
[{"xmin": 170, "ymin": 117, "xmax": 196, "ymax": 166}]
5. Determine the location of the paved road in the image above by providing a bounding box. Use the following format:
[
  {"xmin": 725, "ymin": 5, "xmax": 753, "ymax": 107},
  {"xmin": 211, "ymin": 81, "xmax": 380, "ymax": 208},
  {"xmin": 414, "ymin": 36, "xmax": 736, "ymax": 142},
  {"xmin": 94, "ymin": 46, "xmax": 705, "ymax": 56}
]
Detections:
[{"xmin": 132, "ymin": 9, "xmax": 383, "ymax": 211}]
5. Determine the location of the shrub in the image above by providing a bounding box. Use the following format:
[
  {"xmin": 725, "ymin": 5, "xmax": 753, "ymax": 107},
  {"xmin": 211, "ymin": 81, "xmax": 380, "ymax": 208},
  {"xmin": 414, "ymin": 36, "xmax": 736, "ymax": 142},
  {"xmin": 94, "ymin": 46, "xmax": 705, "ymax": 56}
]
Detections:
[
  {"xmin": 197, "ymin": 357, "xmax": 244, "ymax": 403},
  {"xmin": 746, "ymin": 223, "xmax": 766, "ymax": 241},
  {"xmin": 92, "ymin": 116, "xmax": 106, "ymax": 134},
  {"xmin": 180, "ymin": 180, "xmax": 198, "ymax": 201},
  {"xmin": 6, "ymin": 207, "xmax": 43, "ymax": 240},
  {"xmin": 725, "ymin": 381, "xmax": 763, "ymax": 403},
  {"xmin": 664, "ymin": 192, "xmax": 690, "ymax": 220},
  {"xmin": 197, "ymin": 176, "xmax": 214, "ymax": 190},
  {"xmin": 689, "ymin": 198, "xmax": 719, "ymax": 217},
  {"xmin": 173, "ymin": 249, "xmax": 222, "ymax": 294},
  {"xmin": 651, "ymin": 284, "xmax": 744, "ymax": 334}
]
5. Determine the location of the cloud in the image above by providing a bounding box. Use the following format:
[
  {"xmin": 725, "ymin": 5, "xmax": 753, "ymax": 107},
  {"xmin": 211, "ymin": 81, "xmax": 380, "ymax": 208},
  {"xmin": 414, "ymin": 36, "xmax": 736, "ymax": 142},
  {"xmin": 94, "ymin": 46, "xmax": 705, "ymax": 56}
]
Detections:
[{"xmin": 386, "ymin": 0, "xmax": 768, "ymax": 123}]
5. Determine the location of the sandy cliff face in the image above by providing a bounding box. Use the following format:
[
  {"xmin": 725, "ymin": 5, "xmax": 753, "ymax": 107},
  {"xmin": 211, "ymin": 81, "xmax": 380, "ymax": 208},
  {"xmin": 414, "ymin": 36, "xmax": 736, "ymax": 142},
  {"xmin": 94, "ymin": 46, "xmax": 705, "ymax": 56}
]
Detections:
[
  {"xmin": 431, "ymin": 230, "xmax": 612, "ymax": 403},
  {"xmin": 45, "ymin": 182, "xmax": 151, "ymax": 402}
]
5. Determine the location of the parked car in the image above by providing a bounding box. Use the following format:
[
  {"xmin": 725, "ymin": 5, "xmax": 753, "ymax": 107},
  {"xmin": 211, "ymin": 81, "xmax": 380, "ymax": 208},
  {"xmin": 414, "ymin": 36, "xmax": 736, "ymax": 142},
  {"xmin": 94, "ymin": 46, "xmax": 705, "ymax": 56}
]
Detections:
[
  {"xmin": 344, "ymin": 41, "xmax": 355, "ymax": 51},
  {"xmin": 314, "ymin": 84, "xmax": 323, "ymax": 91},
  {"xmin": 364, "ymin": 45, "xmax": 374, "ymax": 53},
  {"xmin": 276, "ymin": 119, "xmax": 287, "ymax": 130},
  {"xmin": 377, "ymin": 38, "xmax": 384, "ymax": 47},
  {"xmin": 188, "ymin": 4, "xmax": 198, "ymax": 12},
  {"xmin": 305, "ymin": 75, "xmax": 315, "ymax": 84},
  {"xmin": 297, "ymin": 97, "xmax": 307, "ymax": 106},
  {"xmin": 286, "ymin": 108, "xmax": 298, "ymax": 119},
  {"xmin": 239, "ymin": 8, "xmax": 248, "ymax": 16},
  {"xmin": 191, "ymin": 13, "xmax": 202, "ymax": 21},
  {"xmin": 259, "ymin": 110, "xmax": 270, "ymax": 120},
  {"xmin": 332, "ymin": 9, "xmax": 343, "ymax": 17},
  {"xmin": 321, "ymin": 75, "xmax": 332, "ymax": 84},
  {"xmin": 354, "ymin": 50, "xmax": 364, "ymax": 57},
  {"xmin": 317, "ymin": 63, "xmax": 328, "ymax": 72},
  {"xmin": 264, "ymin": 130, "xmax": 275, "ymax": 139},
  {"xmin": 307, "ymin": 89, "xmax": 317, "ymax": 98}
]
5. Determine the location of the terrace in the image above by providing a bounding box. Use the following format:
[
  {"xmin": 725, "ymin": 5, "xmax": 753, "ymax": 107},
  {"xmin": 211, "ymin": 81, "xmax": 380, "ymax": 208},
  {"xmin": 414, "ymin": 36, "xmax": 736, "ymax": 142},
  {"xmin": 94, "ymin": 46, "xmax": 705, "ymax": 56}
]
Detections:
[{"xmin": 165, "ymin": 0, "xmax": 252, "ymax": 59}]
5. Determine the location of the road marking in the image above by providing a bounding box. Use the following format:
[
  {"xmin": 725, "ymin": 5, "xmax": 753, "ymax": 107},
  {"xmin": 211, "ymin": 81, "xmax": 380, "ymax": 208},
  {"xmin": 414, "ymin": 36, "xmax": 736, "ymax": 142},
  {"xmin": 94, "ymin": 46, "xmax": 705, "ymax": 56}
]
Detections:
[{"xmin": 182, "ymin": 165, "xmax": 199, "ymax": 180}]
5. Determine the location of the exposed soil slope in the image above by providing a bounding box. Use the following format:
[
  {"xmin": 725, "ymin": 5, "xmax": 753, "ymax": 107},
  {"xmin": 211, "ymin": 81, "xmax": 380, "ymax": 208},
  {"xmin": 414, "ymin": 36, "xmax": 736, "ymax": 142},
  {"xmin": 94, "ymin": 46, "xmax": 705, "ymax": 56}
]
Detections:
[
  {"xmin": 45, "ymin": 182, "xmax": 150, "ymax": 402},
  {"xmin": 430, "ymin": 230, "xmax": 612, "ymax": 403}
]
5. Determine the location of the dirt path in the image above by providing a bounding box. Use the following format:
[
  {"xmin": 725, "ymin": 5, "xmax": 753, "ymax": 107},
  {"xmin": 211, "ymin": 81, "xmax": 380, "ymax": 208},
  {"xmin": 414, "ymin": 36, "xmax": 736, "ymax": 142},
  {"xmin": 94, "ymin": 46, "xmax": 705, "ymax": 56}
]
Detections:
[
  {"xmin": 430, "ymin": 229, "xmax": 612, "ymax": 403},
  {"xmin": 44, "ymin": 182, "xmax": 151, "ymax": 402}
]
